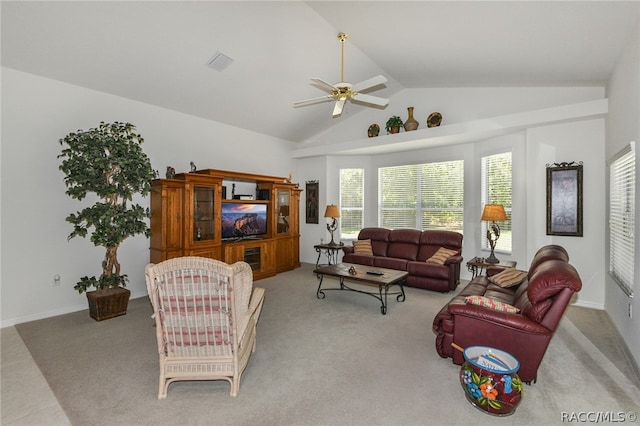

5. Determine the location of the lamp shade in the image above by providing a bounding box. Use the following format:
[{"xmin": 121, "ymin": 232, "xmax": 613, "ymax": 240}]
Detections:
[
  {"xmin": 481, "ymin": 204, "xmax": 507, "ymax": 222},
  {"xmin": 324, "ymin": 204, "xmax": 340, "ymax": 218}
]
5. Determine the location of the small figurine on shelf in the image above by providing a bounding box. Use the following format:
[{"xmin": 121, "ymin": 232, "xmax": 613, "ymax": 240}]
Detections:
[
  {"xmin": 190, "ymin": 161, "xmax": 197, "ymax": 172},
  {"xmin": 166, "ymin": 166, "xmax": 176, "ymax": 179}
]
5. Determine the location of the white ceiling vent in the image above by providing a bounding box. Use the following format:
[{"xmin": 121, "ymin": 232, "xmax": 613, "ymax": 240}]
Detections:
[{"xmin": 207, "ymin": 52, "xmax": 234, "ymax": 72}]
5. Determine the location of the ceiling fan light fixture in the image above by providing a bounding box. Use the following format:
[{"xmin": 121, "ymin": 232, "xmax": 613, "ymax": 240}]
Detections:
[
  {"xmin": 294, "ymin": 33, "xmax": 388, "ymax": 117},
  {"xmin": 207, "ymin": 51, "xmax": 234, "ymax": 72}
]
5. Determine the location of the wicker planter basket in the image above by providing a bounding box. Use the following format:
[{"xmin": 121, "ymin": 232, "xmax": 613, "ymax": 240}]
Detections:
[{"xmin": 86, "ymin": 287, "xmax": 131, "ymax": 321}]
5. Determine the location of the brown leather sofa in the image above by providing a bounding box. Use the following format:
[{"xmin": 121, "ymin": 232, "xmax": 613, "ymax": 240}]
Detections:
[
  {"xmin": 432, "ymin": 245, "xmax": 582, "ymax": 383},
  {"xmin": 341, "ymin": 227, "xmax": 463, "ymax": 292}
]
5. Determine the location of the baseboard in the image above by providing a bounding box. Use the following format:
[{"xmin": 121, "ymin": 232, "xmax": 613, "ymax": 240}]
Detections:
[
  {"xmin": 0, "ymin": 290, "xmax": 148, "ymax": 328},
  {"xmin": 603, "ymin": 310, "xmax": 640, "ymax": 386},
  {"xmin": 572, "ymin": 299, "xmax": 604, "ymax": 310},
  {"xmin": 0, "ymin": 303, "xmax": 88, "ymax": 328}
]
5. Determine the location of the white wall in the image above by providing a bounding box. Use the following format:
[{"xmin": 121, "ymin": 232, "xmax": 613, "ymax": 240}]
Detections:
[
  {"xmin": 0, "ymin": 68, "xmax": 294, "ymax": 326},
  {"xmin": 605, "ymin": 20, "xmax": 640, "ymax": 372},
  {"xmin": 526, "ymin": 119, "xmax": 606, "ymax": 308},
  {"xmin": 301, "ymin": 87, "xmax": 605, "ymax": 147}
]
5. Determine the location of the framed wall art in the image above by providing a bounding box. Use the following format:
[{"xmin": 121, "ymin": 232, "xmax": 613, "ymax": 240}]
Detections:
[
  {"xmin": 546, "ymin": 162, "xmax": 583, "ymax": 237},
  {"xmin": 306, "ymin": 180, "xmax": 319, "ymax": 224}
]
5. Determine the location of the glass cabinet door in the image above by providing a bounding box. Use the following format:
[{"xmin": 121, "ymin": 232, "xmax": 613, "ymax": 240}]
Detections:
[
  {"xmin": 193, "ymin": 186, "xmax": 215, "ymax": 241},
  {"xmin": 276, "ymin": 189, "xmax": 290, "ymax": 234}
]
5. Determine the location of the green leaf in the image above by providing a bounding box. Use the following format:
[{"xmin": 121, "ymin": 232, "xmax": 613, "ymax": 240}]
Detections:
[{"xmin": 59, "ymin": 122, "xmax": 154, "ymax": 293}]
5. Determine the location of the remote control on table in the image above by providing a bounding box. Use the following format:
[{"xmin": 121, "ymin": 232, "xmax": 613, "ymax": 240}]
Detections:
[{"xmin": 366, "ymin": 270, "xmax": 384, "ymax": 275}]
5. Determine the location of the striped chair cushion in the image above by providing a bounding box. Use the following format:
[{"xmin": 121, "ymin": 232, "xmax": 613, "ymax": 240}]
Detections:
[{"xmin": 465, "ymin": 295, "xmax": 520, "ymax": 313}]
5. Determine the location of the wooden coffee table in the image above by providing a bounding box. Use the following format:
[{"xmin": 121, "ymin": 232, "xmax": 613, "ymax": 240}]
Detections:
[{"xmin": 313, "ymin": 263, "xmax": 408, "ymax": 314}]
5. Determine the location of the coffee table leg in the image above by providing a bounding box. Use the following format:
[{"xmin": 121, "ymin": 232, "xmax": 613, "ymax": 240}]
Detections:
[
  {"xmin": 379, "ymin": 284, "xmax": 388, "ymax": 315},
  {"xmin": 316, "ymin": 274, "xmax": 325, "ymax": 299},
  {"xmin": 397, "ymin": 280, "xmax": 406, "ymax": 302}
]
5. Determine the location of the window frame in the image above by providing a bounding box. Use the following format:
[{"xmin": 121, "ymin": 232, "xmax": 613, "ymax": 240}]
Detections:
[
  {"xmin": 377, "ymin": 160, "xmax": 464, "ymax": 233},
  {"xmin": 608, "ymin": 142, "xmax": 635, "ymax": 298},
  {"xmin": 480, "ymin": 151, "xmax": 513, "ymax": 254},
  {"xmin": 339, "ymin": 168, "xmax": 365, "ymax": 240}
]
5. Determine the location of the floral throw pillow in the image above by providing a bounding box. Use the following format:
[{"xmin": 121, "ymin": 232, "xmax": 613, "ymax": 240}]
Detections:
[
  {"xmin": 353, "ymin": 239, "xmax": 373, "ymax": 256},
  {"xmin": 426, "ymin": 247, "xmax": 458, "ymax": 265},
  {"xmin": 489, "ymin": 268, "xmax": 528, "ymax": 288},
  {"xmin": 465, "ymin": 295, "xmax": 520, "ymax": 313}
]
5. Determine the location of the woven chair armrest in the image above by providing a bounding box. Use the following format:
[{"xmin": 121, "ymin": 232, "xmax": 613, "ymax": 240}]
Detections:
[
  {"xmin": 249, "ymin": 287, "xmax": 265, "ymax": 318},
  {"xmin": 237, "ymin": 287, "xmax": 265, "ymax": 343}
]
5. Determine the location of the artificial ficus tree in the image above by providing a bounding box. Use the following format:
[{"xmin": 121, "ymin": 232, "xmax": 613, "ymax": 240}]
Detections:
[{"xmin": 58, "ymin": 122, "xmax": 156, "ymax": 293}]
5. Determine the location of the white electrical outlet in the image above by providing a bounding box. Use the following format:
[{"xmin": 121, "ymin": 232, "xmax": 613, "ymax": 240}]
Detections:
[{"xmin": 53, "ymin": 274, "xmax": 61, "ymax": 287}]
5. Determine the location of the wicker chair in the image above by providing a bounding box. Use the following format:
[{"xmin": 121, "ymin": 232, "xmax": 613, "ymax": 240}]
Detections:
[{"xmin": 145, "ymin": 256, "xmax": 265, "ymax": 398}]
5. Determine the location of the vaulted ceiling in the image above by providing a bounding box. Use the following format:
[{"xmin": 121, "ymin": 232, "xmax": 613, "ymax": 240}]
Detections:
[{"xmin": 2, "ymin": 1, "xmax": 638, "ymax": 143}]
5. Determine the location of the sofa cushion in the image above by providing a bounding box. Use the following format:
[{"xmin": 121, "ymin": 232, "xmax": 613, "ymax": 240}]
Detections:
[
  {"xmin": 464, "ymin": 295, "xmax": 520, "ymax": 313},
  {"xmin": 528, "ymin": 261, "xmax": 582, "ymax": 304},
  {"xmin": 353, "ymin": 239, "xmax": 373, "ymax": 255},
  {"xmin": 342, "ymin": 253, "xmax": 375, "ymax": 266},
  {"xmin": 386, "ymin": 229, "xmax": 421, "ymax": 261},
  {"xmin": 525, "ymin": 299, "xmax": 554, "ymax": 323},
  {"xmin": 489, "ymin": 268, "xmax": 528, "ymax": 288},
  {"xmin": 427, "ymin": 247, "xmax": 458, "ymax": 265},
  {"xmin": 416, "ymin": 232, "xmax": 460, "ymax": 261},
  {"xmin": 374, "ymin": 257, "xmax": 408, "ymax": 271},
  {"xmin": 407, "ymin": 261, "xmax": 449, "ymax": 279},
  {"xmin": 357, "ymin": 228, "xmax": 391, "ymax": 257},
  {"xmin": 527, "ymin": 245, "xmax": 569, "ymax": 279}
]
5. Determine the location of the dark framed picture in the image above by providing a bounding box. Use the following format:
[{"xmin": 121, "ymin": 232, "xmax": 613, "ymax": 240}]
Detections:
[
  {"xmin": 306, "ymin": 181, "xmax": 319, "ymax": 224},
  {"xmin": 546, "ymin": 162, "xmax": 583, "ymax": 236}
]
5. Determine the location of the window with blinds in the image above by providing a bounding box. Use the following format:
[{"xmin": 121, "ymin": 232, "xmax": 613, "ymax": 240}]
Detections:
[
  {"xmin": 609, "ymin": 142, "xmax": 635, "ymax": 297},
  {"xmin": 378, "ymin": 161, "xmax": 464, "ymax": 232},
  {"xmin": 339, "ymin": 168, "xmax": 364, "ymax": 239},
  {"xmin": 481, "ymin": 152, "xmax": 512, "ymax": 252}
]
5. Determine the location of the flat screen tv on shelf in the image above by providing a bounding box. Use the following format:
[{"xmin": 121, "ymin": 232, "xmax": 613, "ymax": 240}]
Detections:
[{"xmin": 221, "ymin": 203, "xmax": 268, "ymax": 240}]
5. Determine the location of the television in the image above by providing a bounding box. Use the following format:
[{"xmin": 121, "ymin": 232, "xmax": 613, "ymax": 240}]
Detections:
[{"xmin": 221, "ymin": 203, "xmax": 268, "ymax": 240}]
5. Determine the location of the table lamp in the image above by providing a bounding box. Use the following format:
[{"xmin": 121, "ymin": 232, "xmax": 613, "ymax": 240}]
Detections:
[
  {"xmin": 481, "ymin": 204, "xmax": 507, "ymax": 264},
  {"xmin": 324, "ymin": 204, "xmax": 340, "ymax": 246}
]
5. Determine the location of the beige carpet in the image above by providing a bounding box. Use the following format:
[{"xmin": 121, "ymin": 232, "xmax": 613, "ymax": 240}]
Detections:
[{"xmin": 16, "ymin": 263, "xmax": 640, "ymax": 425}]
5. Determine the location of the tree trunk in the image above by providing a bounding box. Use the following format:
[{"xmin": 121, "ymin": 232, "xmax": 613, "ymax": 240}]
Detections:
[{"xmin": 101, "ymin": 245, "xmax": 120, "ymax": 287}]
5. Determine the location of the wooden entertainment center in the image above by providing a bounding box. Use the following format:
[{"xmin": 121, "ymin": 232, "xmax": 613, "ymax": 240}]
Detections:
[{"xmin": 150, "ymin": 168, "xmax": 302, "ymax": 280}]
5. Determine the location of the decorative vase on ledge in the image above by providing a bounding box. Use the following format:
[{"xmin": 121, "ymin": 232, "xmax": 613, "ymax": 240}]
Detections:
[
  {"xmin": 404, "ymin": 107, "xmax": 419, "ymax": 131},
  {"xmin": 367, "ymin": 124, "xmax": 380, "ymax": 138}
]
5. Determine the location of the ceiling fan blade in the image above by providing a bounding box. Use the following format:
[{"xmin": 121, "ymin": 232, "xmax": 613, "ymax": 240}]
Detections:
[
  {"xmin": 332, "ymin": 98, "xmax": 346, "ymax": 117},
  {"xmin": 351, "ymin": 93, "xmax": 389, "ymax": 107},
  {"xmin": 293, "ymin": 95, "xmax": 334, "ymax": 107},
  {"xmin": 310, "ymin": 78, "xmax": 337, "ymax": 93},
  {"xmin": 352, "ymin": 75, "xmax": 387, "ymax": 92}
]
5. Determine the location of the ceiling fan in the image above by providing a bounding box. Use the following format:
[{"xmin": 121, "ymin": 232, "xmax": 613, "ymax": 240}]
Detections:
[{"xmin": 294, "ymin": 33, "xmax": 389, "ymax": 117}]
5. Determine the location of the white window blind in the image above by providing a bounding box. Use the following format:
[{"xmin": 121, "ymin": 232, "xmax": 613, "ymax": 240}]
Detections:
[
  {"xmin": 379, "ymin": 161, "xmax": 464, "ymax": 232},
  {"xmin": 339, "ymin": 168, "xmax": 364, "ymax": 239},
  {"xmin": 481, "ymin": 152, "xmax": 512, "ymax": 252},
  {"xmin": 609, "ymin": 142, "xmax": 635, "ymax": 297}
]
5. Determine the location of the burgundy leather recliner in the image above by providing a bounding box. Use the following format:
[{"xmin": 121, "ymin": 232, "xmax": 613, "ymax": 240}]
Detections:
[{"xmin": 432, "ymin": 245, "xmax": 582, "ymax": 383}]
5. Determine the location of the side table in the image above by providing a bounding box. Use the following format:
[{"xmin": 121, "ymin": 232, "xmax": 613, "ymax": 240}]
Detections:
[
  {"xmin": 314, "ymin": 243, "xmax": 344, "ymax": 268},
  {"xmin": 466, "ymin": 257, "xmax": 517, "ymax": 279}
]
